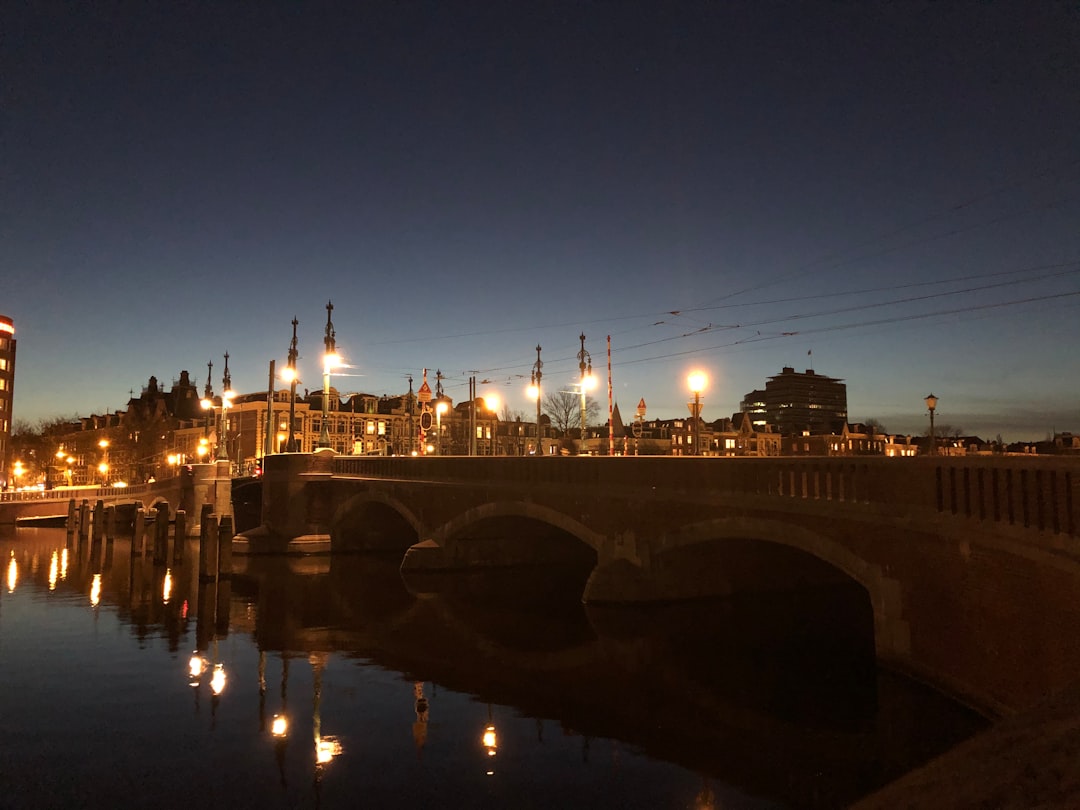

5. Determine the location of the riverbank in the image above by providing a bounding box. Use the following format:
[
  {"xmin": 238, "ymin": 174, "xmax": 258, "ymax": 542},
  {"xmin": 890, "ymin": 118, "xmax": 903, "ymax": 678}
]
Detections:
[{"xmin": 854, "ymin": 683, "xmax": 1080, "ymax": 808}]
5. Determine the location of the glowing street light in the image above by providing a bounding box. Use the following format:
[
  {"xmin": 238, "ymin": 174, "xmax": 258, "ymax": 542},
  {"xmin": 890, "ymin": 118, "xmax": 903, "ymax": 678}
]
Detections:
[
  {"xmin": 528, "ymin": 344, "xmax": 543, "ymax": 456},
  {"xmin": 435, "ymin": 400, "xmax": 448, "ymax": 456},
  {"xmin": 577, "ymin": 333, "xmax": 594, "ymax": 455},
  {"xmin": 924, "ymin": 393, "xmax": 938, "ymax": 456},
  {"xmin": 283, "ymin": 317, "xmax": 300, "ymax": 452},
  {"xmin": 318, "ymin": 301, "xmax": 338, "ymax": 450},
  {"xmin": 687, "ymin": 371, "xmax": 708, "ymax": 456}
]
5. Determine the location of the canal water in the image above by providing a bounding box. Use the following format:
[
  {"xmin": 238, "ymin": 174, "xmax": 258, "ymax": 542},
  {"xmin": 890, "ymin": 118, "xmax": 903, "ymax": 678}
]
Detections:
[{"xmin": 0, "ymin": 526, "xmax": 986, "ymax": 809}]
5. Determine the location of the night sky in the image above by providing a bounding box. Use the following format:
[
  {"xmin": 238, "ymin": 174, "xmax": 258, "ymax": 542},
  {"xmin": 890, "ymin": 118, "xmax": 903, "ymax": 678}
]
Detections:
[{"xmin": 4, "ymin": 1, "xmax": 1079, "ymax": 441}]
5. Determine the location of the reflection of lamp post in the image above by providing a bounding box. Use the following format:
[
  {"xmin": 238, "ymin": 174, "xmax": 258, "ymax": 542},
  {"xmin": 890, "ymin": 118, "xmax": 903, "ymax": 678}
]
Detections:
[
  {"xmin": 435, "ymin": 401, "xmax": 448, "ymax": 456},
  {"xmin": 528, "ymin": 344, "xmax": 543, "ymax": 456},
  {"xmin": 319, "ymin": 302, "xmax": 338, "ymax": 450},
  {"xmin": 481, "ymin": 706, "xmax": 498, "ymax": 776},
  {"xmin": 577, "ymin": 334, "xmax": 594, "ymax": 455},
  {"xmin": 924, "ymin": 393, "xmax": 938, "ymax": 456},
  {"xmin": 687, "ymin": 371, "xmax": 707, "ymax": 456}
]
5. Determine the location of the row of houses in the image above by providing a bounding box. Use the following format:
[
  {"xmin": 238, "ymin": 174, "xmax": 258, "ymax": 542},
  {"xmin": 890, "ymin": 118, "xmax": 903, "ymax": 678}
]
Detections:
[{"xmin": 9, "ymin": 369, "xmax": 1078, "ymax": 489}]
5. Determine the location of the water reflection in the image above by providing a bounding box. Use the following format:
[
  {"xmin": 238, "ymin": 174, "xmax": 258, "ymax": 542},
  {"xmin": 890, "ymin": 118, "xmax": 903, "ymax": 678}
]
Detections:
[{"xmin": 0, "ymin": 526, "xmax": 988, "ymax": 809}]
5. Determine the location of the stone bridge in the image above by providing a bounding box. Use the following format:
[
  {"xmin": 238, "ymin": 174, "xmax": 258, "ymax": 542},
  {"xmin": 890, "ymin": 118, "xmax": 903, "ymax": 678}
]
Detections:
[
  {"xmin": 243, "ymin": 450, "xmax": 1080, "ymax": 717},
  {"xmin": 0, "ymin": 461, "xmax": 231, "ymax": 536}
]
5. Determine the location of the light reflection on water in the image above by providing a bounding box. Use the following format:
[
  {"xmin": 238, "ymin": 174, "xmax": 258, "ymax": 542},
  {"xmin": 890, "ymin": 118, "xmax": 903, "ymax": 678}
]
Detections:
[{"xmin": 0, "ymin": 526, "xmax": 986, "ymax": 809}]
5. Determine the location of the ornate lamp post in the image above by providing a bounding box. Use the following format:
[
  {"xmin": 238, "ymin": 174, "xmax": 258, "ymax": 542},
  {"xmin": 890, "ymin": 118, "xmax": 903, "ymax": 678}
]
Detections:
[
  {"xmin": 218, "ymin": 353, "xmax": 235, "ymax": 463},
  {"xmin": 318, "ymin": 302, "xmax": 338, "ymax": 450},
  {"xmin": 577, "ymin": 334, "xmax": 594, "ymax": 455},
  {"xmin": 528, "ymin": 344, "xmax": 543, "ymax": 456},
  {"xmin": 924, "ymin": 393, "xmax": 938, "ymax": 456},
  {"xmin": 687, "ymin": 371, "xmax": 707, "ymax": 456},
  {"xmin": 281, "ymin": 317, "xmax": 300, "ymax": 452}
]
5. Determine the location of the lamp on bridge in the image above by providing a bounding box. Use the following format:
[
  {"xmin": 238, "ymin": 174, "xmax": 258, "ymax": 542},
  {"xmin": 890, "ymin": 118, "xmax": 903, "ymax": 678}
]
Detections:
[
  {"xmin": 319, "ymin": 301, "xmax": 339, "ymax": 450},
  {"xmin": 528, "ymin": 344, "xmax": 543, "ymax": 456},
  {"xmin": 687, "ymin": 371, "xmax": 708, "ymax": 456},
  {"xmin": 924, "ymin": 393, "xmax": 938, "ymax": 456},
  {"xmin": 577, "ymin": 334, "xmax": 594, "ymax": 455},
  {"xmin": 435, "ymin": 400, "xmax": 448, "ymax": 456},
  {"xmin": 217, "ymin": 353, "xmax": 236, "ymax": 463},
  {"xmin": 282, "ymin": 317, "xmax": 300, "ymax": 452}
]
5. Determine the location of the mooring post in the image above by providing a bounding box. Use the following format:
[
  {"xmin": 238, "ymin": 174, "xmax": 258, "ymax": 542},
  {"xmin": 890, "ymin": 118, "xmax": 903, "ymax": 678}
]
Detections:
[
  {"xmin": 217, "ymin": 514, "xmax": 234, "ymax": 579},
  {"xmin": 173, "ymin": 510, "xmax": 187, "ymax": 565},
  {"xmin": 133, "ymin": 507, "xmax": 146, "ymax": 556},
  {"xmin": 199, "ymin": 515, "xmax": 219, "ymax": 581},
  {"xmin": 153, "ymin": 503, "xmax": 170, "ymax": 565},
  {"xmin": 78, "ymin": 499, "xmax": 90, "ymax": 549},
  {"xmin": 104, "ymin": 505, "xmax": 116, "ymax": 543},
  {"xmin": 91, "ymin": 500, "xmax": 104, "ymax": 545},
  {"xmin": 65, "ymin": 498, "xmax": 77, "ymax": 546}
]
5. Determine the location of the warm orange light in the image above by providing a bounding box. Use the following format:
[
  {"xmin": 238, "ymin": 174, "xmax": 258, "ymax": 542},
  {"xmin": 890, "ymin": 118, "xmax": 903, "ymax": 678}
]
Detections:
[
  {"xmin": 482, "ymin": 393, "xmax": 501, "ymax": 414},
  {"xmin": 526, "ymin": 383, "xmax": 539, "ymax": 401},
  {"xmin": 98, "ymin": 439, "xmax": 110, "ymax": 449},
  {"xmin": 280, "ymin": 366, "xmax": 298, "ymax": 383},
  {"xmin": 271, "ymin": 714, "xmax": 289, "ymax": 738},
  {"xmin": 688, "ymin": 371, "xmax": 708, "ymax": 395},
  {"xmin": 580, "ymin": 374, "xmax": 597, "ymax": 392},
  {"xmin": 435, "ymin": 401, "xmax": 448, "ymax": 416},
  {"xmin": 90, "ymin": 573, "xmax": 102, "ymax": 607}
]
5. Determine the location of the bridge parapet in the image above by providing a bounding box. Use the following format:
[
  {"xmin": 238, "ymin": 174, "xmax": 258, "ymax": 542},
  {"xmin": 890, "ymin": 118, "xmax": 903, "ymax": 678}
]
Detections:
[{"xmin": 333, "ymin": 455, "xmax": 1079, "ymax": 540}]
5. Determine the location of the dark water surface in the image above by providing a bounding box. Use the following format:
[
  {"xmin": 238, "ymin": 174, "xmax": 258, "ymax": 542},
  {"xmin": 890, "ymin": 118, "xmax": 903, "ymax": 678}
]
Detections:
[{"xmin": 0, "ymin": 526, "xmax": 986, "ymax": 809}]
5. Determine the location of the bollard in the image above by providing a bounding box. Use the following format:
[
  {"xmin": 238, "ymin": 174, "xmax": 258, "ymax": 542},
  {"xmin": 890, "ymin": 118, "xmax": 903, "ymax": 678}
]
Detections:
[
  {"xmin": 199, "ymin": 503, "xmax": 213, "ymax": 544},
  {"xmin": 217, "ymin": 515, "xmax": 234, "ymax": 579},
  {"xmin": 104, "ymin": 505, "xmax": 116, "ymax": 543},
  {"xmin": 133, "ymin": 508, "xmax": 146, "ymax": 556},
  {"xmin": 173, "ymin": 510, "xmax": 187, "ymax": 565},
  {"xmin": 199, "ymin": 515, "xmax": 219, "ymax": 581},
  {"xmin": 92, "ymin": 500, "xmax": 104, "ymax": 545},
  {"xmin": 153, "ymin": 503, "xmax": 170, "ymax": 566}
]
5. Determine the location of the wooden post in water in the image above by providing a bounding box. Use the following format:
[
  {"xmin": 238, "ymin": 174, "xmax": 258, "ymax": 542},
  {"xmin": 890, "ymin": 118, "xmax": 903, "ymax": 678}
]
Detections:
[
  {"xmin": 199, "ymin": 515, "xmax": 219, "ymax": 581},
  {"xmin": 132, "ymin": 507, "xmax": 146, "ymax": 556},
  {"xmin": 78, "ymin": 499, "xmax": 90, "ymax": 549},
  {"xmin": 65, "ymin": 499, "xmax": 77, "ymax": 546},
  {"xmin": 153, "ymin": 503, "xmax": 170, "ymax": 565},
  {"xmin": 92, "ymin": 500, "xmax": 104, "ymax": 545},
  {"xmin": 217, "ymin": 514, "xmax": 234, "ymax": 579},
  {"xmin": 173, "ymin": 510, "xmax": 186, "ymax": 565},
  {"xmin": 104, "ymin": 505, "xmax": 116, "ymax": 543}
]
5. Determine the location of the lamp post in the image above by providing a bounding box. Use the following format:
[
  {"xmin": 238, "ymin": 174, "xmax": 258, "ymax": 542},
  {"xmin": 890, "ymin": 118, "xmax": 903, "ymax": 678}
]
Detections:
[
  {"xmin": 577, "ymin": 334, "xmax": 593, "ymax": 455},
  {"xmin": 98, "ymin": 439, "xmax": 110, "ymax": 484},
  {"xmin": 318, "ymin": 301, "xmax": 338, "ymax": 450},
  {"xmin": 528, "ymin": 344, "xmax": 543, "ymax": 456},
  {"xmin": 218, "ymin": 352, "xmax": 235, "ymax": 463},
  {"xmin": 435, "ymin": 401, "xmax": 448, "ymax": 456},
  {"xmin": 924, "ymin": 393, "xmax": 938, "ymax": 456},
  {"xmin": 687, "ymin": 371, "xmax": 707, "ymax": 456},
  {"xmin": 282, "ymin": 317, "xmax": 300, "ymax": 452}
]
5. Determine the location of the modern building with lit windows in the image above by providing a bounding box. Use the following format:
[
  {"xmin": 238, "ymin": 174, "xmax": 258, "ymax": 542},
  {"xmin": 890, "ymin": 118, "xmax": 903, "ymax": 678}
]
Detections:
[
  {"xmin": 740, "ymin": 366, "xmax": 848, "ymax": 436},
  {"xmin": 0, "ymin": 315, "xmax": 15, "ymax": 489}
]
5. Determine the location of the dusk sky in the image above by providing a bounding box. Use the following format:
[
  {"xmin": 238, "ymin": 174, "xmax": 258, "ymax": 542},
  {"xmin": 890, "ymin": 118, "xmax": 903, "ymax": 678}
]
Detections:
[{"xmin": 4, "ymin": 1, "xmax": 1079, "ymax": 441}]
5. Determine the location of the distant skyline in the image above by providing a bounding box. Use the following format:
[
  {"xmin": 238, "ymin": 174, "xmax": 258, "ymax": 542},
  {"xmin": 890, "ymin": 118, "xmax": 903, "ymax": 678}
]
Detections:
[{"xmin": 3, "ymin": 1, "xmax": 1079, "ymax": 442}]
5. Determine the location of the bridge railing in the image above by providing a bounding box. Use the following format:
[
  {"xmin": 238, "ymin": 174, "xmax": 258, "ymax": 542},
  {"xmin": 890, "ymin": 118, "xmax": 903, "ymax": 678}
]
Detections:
[
  {"xmin": 332, "ymin": 455, "xmax": 1079, "ymax": 537},
  {"xmin": 0, "ymin": 483, "xmax": 154, "ymax": 504}
]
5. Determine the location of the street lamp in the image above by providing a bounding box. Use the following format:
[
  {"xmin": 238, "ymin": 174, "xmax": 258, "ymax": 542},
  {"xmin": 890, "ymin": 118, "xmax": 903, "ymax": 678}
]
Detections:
[
  {"xmin": 282, "ymin": 317, "xmax": 300, "ymax": 452},
  {"xmin": 482, "ymin": 392, "xmax": 501, "ymax": 456},
  {"xmin": 218, "ymin": 352, "xmax": 235, "ymax": 463},
  {"xmin": 924, "ymin": 393, "xmax": 938, "ymax": 456},
  {"xmin": 98, "ymin": 439, "xmax": 110, "ymax": 484},
  {"xmin": 318, "ymin": 301, "xmax": 339, "ymax": 450},
  {"xmin": 435, "ymin": 401, "xmax": 448, "ymax": 456},
  {"xmin": 577, "ymin": 334, "xmax": 594, "ymax": 455},
  {"xmin": 528, "ymin": 344, "xmax": 543, "ymax": 456},
  {"xmin": 687, "ymin": 371, "xmax": 707, "ymax": 456}
]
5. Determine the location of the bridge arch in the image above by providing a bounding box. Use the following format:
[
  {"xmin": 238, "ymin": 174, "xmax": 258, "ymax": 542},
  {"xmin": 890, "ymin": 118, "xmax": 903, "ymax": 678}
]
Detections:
[
  {"xmin": 586, "ymin": 514, "xmax": 908, "ymax": 662},
  {"xmin": 331, "ymin": 491, "xmax": 425, "ymax": 553}
]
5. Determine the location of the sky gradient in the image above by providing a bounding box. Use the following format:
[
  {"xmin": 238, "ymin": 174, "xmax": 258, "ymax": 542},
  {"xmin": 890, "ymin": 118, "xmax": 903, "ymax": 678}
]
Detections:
[{"xmin": 4, "ymin": 1, "xmax": 1079, "ymax": 441}]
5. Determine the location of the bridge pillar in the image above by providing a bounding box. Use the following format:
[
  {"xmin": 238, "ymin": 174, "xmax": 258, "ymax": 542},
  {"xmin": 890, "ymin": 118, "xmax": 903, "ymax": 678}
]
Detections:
[{"xmin": 234, "ymin": 450, "xmax": 334, "ymax": 554}]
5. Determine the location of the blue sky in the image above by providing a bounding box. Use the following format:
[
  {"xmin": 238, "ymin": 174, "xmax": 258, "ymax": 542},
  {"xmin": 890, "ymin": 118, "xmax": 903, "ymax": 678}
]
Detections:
[{"xmin": 3, "ymin": 1, "xmax": 1079, "ymax": 441}]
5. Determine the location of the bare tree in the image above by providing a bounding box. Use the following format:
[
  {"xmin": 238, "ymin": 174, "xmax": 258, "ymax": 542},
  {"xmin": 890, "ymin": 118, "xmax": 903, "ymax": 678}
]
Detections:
[
  {"xmin": 542, "ymin": 391, "xmax": 600, "ymax": 435},
  {"xmin": 499, "ymin": 403, "xmax": 525, "ymax": 422}
]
